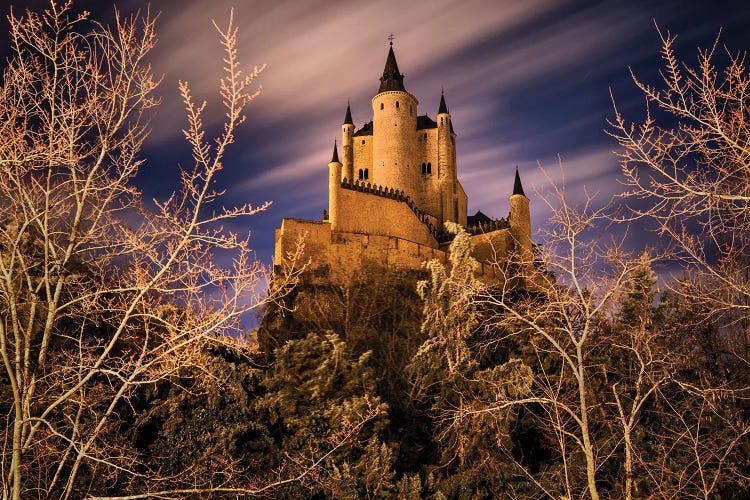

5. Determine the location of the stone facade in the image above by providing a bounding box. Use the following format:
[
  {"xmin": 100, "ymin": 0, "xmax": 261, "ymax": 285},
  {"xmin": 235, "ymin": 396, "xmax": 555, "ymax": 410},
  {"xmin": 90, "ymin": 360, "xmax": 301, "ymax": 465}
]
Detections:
[{"xmin": 273, "ymin": 44, "xmax": 532, "ymax": 284}]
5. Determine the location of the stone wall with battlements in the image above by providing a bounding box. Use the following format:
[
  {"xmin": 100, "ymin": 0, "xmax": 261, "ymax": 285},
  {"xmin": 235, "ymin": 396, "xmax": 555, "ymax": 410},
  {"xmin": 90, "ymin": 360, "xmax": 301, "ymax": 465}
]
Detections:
[{"xmin": 274, "ymin": 217, "xmax": 517, "ymax": 286}]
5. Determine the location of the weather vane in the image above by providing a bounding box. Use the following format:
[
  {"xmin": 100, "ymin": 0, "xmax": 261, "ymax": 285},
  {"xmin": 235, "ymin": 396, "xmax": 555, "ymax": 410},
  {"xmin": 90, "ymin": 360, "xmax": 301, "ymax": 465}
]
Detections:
[{"xmin": 387, "ymin": 33, "xmax": 394, "ymax": 46}]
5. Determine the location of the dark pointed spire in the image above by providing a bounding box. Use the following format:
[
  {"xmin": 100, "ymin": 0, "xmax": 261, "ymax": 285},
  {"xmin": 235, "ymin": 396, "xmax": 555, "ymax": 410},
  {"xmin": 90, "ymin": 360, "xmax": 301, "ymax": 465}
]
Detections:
[
  {"xmin": 513, "ymin": 166, "xmax": 526, "ymax": 197},
  {"xmin": 343, "ymin": 101, "xmax": 353, "ymax": 125},
  {"xmin": 438, "ymin": 89, "xmax": 449, "ymax": 114},
  {"xmin": 378, "ymin": 43, "xmax": 406, "ymax": 93},
  {"xmin": 330, "ymin": 140, "xmax": 340, "ymax": 163}
]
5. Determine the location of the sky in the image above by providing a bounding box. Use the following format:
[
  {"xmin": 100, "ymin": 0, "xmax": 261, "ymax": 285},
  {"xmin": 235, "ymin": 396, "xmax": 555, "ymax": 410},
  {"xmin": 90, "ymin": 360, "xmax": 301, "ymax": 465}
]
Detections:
[{"xmin": 4, "ymin": 0, "xmax": 750, "ymax": 271}]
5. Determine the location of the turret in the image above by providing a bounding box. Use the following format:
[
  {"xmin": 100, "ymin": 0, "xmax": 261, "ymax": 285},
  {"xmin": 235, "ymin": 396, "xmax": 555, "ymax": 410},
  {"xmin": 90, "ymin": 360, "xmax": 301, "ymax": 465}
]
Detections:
[
  {"xmin": 437, "ymin": 90, "xmax": 457, "ymax": 223},
  {"xmin": 371, "ymin": 42, "xmax": 419, "ymax": 200},
  {"xmin": 328, "ymin": 141, "xmax": 342, "ymax": 230},
  {"xmin": 342, "ymin": 102, "xmax": 354, "ymax": 182},
  {"xmin": 509, "ymin": 167, "xmax": 533, "ymax": 267}
]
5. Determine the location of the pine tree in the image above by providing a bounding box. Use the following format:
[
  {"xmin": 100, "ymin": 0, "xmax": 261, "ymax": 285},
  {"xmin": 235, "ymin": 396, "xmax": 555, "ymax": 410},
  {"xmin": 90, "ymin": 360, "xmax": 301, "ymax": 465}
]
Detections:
[{"xmin": 408, "ymin": 223, "xmax": 533, "ymax": 497}]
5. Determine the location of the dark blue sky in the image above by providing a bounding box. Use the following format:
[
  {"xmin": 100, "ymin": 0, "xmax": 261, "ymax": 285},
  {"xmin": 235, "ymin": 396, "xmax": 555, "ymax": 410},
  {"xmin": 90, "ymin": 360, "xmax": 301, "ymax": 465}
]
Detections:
[{"xmin": 4, "ymin": 0, "xmax": 750, "ymax": 270}]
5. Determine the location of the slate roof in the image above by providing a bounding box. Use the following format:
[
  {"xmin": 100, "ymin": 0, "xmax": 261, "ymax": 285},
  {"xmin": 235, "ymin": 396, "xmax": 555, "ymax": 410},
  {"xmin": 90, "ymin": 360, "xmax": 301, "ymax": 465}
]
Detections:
[
  {"xmin": 467, "ymin": 210, "xmax": 492, "ymax": 226},
  {"xmin": 353, "ymin": 121, "xmax": 373, "ymax": 137},
  {"xmin": 513, "ymin": 167, "xmax": 526, "ymax": 197},
  {"xmin": 378, "ymin": 45, "xmax": 406, "ymax": 93},
  {"xmin": 417, "ymin": 115, "xmax": 437, "ymax": 130}
]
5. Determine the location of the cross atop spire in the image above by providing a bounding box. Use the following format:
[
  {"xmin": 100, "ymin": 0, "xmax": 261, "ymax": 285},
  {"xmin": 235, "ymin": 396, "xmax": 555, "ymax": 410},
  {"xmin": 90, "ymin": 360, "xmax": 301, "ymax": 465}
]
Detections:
[{"xmin": 387, "ymin": 32, "xmax": 394, "ymax": 46}]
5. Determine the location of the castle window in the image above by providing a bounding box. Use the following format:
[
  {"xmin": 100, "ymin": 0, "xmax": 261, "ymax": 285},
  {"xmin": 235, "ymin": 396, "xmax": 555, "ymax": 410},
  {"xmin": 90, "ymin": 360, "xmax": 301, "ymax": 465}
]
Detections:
[
  {"xmin": 364, "ymin": 169, "xmax": 369, "ymax": 180},
  {"xmin": 358, "ymin": 169, "xmax": 364, "ymax": 180},
  {"xmin": 396, "ymin": 101, "xmax": 399, "ymax": 109},
  {"xmin": 380, "ymin": 103, "xmax": 384, "ymax": 110},
  {"xmin": 427, "ymin": 162, "xmax": 432, "ymax": 174},
  {"xmin": 421, "ymin": 163, "xmax": 426, "ymax": 174},
  {"xmin": 362, "ymin": 139, "xmax": 365, "ymax": 145},
  {"xmin": 424, "ymin": 133, "xmax": 427, "ymax": 139}
]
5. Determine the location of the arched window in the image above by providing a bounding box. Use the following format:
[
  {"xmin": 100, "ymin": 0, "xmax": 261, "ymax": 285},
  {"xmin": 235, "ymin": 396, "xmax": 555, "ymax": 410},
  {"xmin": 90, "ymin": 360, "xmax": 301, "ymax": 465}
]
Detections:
[
  {"xmin": 421, "ymin": 163, "xmax": 426, "ymax": 174},
  {"xmin": 362, "ymin": 139, "xmax": 365, "ymax": 145},
  {"xmin": 364, "ymin": 169, "xmax": 369, "ymax": 180},
  {"xmin": 380, "ymin": 103, "xmax": 384, "ymax": 110},
  {"xmin": 427, "ymin": 162, "xmax": 432, "ymax": 174},
  {"xmin": 396, "ymin": 101, "xmax": 399, "ymax": 109},
  {"xmin": 358, "ymin": 169, "xmax": 363, "ymax": 180}
]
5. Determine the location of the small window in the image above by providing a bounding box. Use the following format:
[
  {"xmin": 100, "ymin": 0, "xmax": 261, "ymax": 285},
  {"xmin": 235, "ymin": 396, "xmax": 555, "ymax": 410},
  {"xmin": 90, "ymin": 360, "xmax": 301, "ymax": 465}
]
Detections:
[
  {"xmin": 427, "ymin": 162, "xmax": 432, "ymax": 174},
  {"xmin": 396, "ymin": 101, "xmax": 399, "ymax": 109},
  {"xmin": 364, "ymin": 169, "xmax": 369, "ymax": 180},
  {"xmin": 424, "ymin": 133, "xmax": 427, "ymax": 139},
  {"xmin": 358, "ymin": 169, "xmax": 363, "ymax": 180},
  {"xmin": 421, "ymin": 163, "xmax": 426, "ymax": 174},
  {"xmin": 362, "ymin": 139, "xmax": 365, "ymax": 145},
  {"xmin": 380, "ymin": 103, "xmax": 384, "ymax": 110}
]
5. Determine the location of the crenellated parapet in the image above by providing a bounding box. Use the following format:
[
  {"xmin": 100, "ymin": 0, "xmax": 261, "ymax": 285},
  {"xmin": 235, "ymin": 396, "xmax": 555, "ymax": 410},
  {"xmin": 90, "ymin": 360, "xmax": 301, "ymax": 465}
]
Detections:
[{"xmin": 467, "ymin": 218, "xmax": 509, "ymax": 234}]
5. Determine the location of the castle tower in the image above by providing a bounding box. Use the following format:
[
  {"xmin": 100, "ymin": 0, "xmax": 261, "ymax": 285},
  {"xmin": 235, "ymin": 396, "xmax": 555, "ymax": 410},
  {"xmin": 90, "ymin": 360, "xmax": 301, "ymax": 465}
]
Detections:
[
  {"xmin": 371, "ymin": 43, "xmax": 419, "ymax": 200},
  {"xmin": 328, "ymin": 141, "xmax": 342, "ymax": 230},
  {"xmin": 342, "ymin": 102, "xmax": 354, "ymax": 182},
  {"xmin": 437, "ymin": 91, "xmax": 458, "ymax": 224},
  {"xmin": 509, "ymin": 167, "xmax": 533, "ymax": 266}
]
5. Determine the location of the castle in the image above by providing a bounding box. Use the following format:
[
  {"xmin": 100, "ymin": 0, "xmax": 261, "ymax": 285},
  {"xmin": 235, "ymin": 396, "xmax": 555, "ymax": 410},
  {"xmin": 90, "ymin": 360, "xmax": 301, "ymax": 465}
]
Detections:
[{"xmin": 273, "ymin": 43, "xmax": 533, "ymax": 284}]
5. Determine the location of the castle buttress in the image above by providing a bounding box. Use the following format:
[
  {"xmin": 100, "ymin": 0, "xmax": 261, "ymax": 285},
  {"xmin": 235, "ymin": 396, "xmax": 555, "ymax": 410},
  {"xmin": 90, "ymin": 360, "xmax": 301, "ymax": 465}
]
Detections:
[{"xmin": 273, "ymin": 43, "xmax": 533, "ymax": 283}]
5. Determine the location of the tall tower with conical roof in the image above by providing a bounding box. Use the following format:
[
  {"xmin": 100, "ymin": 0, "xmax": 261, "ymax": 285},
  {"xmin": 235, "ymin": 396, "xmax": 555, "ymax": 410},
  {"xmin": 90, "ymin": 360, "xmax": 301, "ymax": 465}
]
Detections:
[
  {"xmin": 371, "ymin": 42, "xmax": 420, "ymax": 201},
  {"xmin": 328, "ymin": 141, "xmax": 342, "ymax": 230},
  {"xmin": 509, "ymin": 167, "xmax": 532, "ymax": 266},
  {"xmin": 437, "ymin": 90, "xmax": 459, "ymax": 224},
  {"xmin": 342, "ymin": 102, "xmax": 354, "ymax": 182}
]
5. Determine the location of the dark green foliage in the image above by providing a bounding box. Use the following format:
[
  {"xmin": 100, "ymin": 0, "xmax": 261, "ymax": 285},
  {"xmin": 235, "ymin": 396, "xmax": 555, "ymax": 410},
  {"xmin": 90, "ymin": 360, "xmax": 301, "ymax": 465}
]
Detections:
[
  {"xmin": 123, "ymin": 242, "xmax": 749, "ymax": 498},
  {"xmin": 129, "ymin": 345, "xmax": 274, "ymax": 491},
  {"xmin": 257, "ymin": 331, "xmax": 391, "ymax": 498},
  {"xmin": 408, "ymin": 223, "xmax": 534, "ymax": 498}
]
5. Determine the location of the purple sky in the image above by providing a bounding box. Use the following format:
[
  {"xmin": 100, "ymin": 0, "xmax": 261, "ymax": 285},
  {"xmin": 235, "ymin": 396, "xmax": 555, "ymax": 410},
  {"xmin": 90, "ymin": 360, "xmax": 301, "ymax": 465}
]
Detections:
[{"xmin": 4, "ymin": 0, "xmax": 750, "ymax": 269}]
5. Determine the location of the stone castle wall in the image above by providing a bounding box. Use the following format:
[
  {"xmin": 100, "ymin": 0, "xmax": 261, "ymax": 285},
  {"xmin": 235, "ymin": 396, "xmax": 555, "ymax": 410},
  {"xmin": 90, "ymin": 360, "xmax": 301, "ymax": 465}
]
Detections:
[
  {"xmin": 274, "ymin": 217, "xmax": 447, "ymax": 284},
  {"xmin": 334, "ymin": 180, "xmax": 439, "ymax": 248},
  {"xmin": 275, "ymin": 217, "xmax": 514, "ymax": 285}
]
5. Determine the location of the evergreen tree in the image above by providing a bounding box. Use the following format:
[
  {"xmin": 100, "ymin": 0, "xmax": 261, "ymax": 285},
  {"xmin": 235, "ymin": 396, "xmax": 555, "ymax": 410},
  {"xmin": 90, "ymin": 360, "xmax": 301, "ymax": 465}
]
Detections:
[{"xmin": 408, "ymin": 223, "xmax": 533, "ymax": 498}]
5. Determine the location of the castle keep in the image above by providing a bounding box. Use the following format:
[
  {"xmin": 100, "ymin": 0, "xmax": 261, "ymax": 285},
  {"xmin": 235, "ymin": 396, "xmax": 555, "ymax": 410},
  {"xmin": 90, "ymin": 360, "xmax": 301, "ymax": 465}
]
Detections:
[{"xmin": 273, "ymin": 43, "xmax": 532, "ymax": 283}]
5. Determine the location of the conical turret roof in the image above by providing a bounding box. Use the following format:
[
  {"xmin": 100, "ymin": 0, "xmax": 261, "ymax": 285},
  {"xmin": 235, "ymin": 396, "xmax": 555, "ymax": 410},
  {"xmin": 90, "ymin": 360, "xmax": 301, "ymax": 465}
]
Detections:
[
  {"xmin": 330, "ymin": 141, "xmax": 340, "ymax": 163},
  {"xmin": 343, "ymin": 102, "xmax": 353, "ymax": 125},
  {"xmin": 438, "ymin": 90, "xmax": 449, "ymax": 114},
  {"xmin": 513, "ymin": 166, "xmax": 526, "ymax": 197},
  {"xmin": 378, "ymin": 45, "xmax": 406, "ymax": 93}
]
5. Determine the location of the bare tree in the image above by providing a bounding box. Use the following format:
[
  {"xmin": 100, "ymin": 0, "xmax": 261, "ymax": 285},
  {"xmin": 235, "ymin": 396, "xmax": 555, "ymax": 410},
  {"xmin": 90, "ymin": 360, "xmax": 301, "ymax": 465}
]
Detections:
[
  {"xmin": 449, "ymin": 166, "xmax": 749, "ymax": 498},
  {"xmin": 608, "ymin": 25, "xmax": 750, "ymax": 361},
  {"xmin": 0, "ymin": 2, "xmax": 311, "ymax": 498}
]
